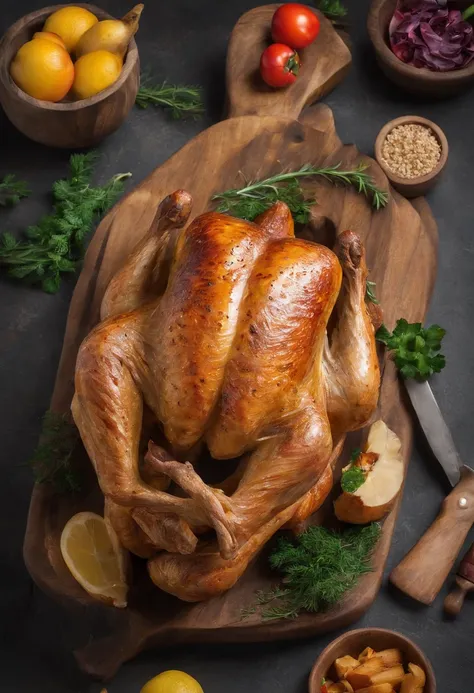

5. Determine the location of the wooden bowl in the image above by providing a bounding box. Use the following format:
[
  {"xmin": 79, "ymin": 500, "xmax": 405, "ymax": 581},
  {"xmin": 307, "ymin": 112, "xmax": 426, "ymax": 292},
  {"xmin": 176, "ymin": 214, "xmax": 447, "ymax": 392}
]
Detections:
[
  {"xmin": 0, "ymin": 4, "xmax": 140, "ymax": 148},
  {"xmin": 374, "ymin": 115, "xmax": 448, "ymax": 198},
  {"xmin": 368, "ymin": 0, "xmax": 474, "ymax": 97},
  {"xmin": 309, "ymin": 628, "xmax": 437, "ymax": 693}
]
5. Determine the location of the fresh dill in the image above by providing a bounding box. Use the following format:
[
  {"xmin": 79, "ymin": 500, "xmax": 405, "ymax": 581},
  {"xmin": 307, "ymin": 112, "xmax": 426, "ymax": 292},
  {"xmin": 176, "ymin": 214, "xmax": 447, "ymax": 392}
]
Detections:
[
  {"xmin": 136, "ymin": 75, "xmax": 204, "ymax": 119},
  {"xmin": 30, "ymin": 411, "xmax": 81, "ymax": 493},
  {"xmin": 0, "ymin": 152, "xmax": 131, "ymax": 293},
  {"xmin": 366, "ymin": 280, "xmax": 379, "ymax": 304},
  {"xmin": 241, "ymin": 524, "xmax": 381, "ymax": 621},
  {"xmin": 0, "ymin": 174, "xmax": 30, "ymax": 207},
  {"xmin": 213, "ymin": 163, "xmax": 389, "ymax": 223},
  {"xmin": 317, "ymin": 0, "xmax": 348, "ymax": 21}
]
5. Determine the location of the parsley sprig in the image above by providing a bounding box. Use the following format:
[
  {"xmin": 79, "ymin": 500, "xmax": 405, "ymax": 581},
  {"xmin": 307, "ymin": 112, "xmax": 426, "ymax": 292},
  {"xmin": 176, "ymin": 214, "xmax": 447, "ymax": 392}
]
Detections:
[
  {"xmin": 213, "ymin": 163, "xmax": 388, "ymax": 223},
  {"xmin": 0, "ymin": 153, "xmax": 131, "ymax": 293},
  {"xmin": 0, "ymin": 174, "xmax": 30, "ymax": 207},
  {"xmin": 341, "ymin": 448, "xmax": 366, "ymax": 493},
  {"xmin": 376, "ymin": 319, "xmax": 446, "ymax": 381},
  {"xmin": 241, "ymin": 524, "xmax": 381, "ymax": 621}
]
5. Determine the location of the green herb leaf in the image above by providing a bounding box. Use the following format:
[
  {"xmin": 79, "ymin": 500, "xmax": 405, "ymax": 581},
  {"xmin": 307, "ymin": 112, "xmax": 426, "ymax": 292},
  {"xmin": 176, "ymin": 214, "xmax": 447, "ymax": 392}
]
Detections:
[
  {"xmin": 0, "ymin": 174, "xmax": 30, "ymax": 206},
  {"xmin": 463, "ymin": 5, "xmax": 474, "ymax": 21},
  {"xmin": 241, "ymin": 523, "xmax": 381, "ymax": 621},
  {"xmin": 0, "ymin": 153, "xmax": 131, "ymax": 292},
  {"xmin": 30, "ymin": 411, "xmax": 81, "ymax": 493},
  {"xmin": 213, "ymin": 163, "xmax": 388, "ymax": 223},
  {"xmin": 366, "ymin": 279, "xmax": 379, "ymax": 304},
  {"xmin": 376, "ymin": 319, "xmax": 446, "ymax": 381},
  {"xmin": 317, "ymin": 0, "xmax": 348, "ymax": 20},
  {"xmin": 341, "ymin": 465, "xmax": 366, "ymax": 493},
  {"xmin": 350, "ymin": 447, "xmax": 362, "ymax": 462},
  {"xmin": 136, "ymin": 75, "xmax": 204, "ymax": 119}
]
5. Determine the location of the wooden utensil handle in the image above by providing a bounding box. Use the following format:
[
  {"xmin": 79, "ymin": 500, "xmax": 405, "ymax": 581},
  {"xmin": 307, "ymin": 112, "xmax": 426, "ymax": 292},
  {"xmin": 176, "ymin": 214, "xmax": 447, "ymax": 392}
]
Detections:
[
  {"xmin": 444, "ymin": 576, "xmax": 474, "ymax": 616},
  {"xmin": 390, "ymin": 468, "xmax": 474, "ymax": 605},
  {"xmin": 458, "ymin": 541, "xmax": 474, "ymax": 581}
]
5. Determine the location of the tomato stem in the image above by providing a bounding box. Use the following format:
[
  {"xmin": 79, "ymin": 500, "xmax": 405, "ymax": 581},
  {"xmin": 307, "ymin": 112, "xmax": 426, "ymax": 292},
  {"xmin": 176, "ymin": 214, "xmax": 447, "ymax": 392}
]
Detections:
[{"xmin": 285, "ymin": 53, "xmax": 300, "ymax": 75}]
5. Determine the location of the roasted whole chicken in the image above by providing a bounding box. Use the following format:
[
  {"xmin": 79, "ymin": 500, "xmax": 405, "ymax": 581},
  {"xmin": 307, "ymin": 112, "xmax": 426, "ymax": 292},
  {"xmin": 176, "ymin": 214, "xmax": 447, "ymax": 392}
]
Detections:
[{"xmin": 72, "ymin": 190, "xmax": 380, "ymax": 602}]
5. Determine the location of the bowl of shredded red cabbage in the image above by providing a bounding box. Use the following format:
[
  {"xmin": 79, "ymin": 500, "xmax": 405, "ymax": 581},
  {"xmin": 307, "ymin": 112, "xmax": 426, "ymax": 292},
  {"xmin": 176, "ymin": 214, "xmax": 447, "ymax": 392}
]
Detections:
[{"xmin": 389, "ymin": 0, "xmax": 474, "ymax": 71}]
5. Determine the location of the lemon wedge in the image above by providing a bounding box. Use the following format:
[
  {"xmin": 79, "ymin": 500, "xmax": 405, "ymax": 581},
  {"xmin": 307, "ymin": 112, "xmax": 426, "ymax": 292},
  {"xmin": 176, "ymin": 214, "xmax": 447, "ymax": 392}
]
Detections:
[{"xmin": 60, "ymin": 511, "xmax": 129, "ymax": 607}]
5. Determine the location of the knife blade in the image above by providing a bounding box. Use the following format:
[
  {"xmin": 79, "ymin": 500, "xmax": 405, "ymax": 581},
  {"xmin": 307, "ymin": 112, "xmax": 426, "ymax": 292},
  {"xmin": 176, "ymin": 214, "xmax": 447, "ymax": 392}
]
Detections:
[
  {"xmin": 390, "ymin": 379, "xmax": 474, "ymax": 605},
  {"xmin": 403, "ymin": 379, "xmax": 471, "ymax": 486}
]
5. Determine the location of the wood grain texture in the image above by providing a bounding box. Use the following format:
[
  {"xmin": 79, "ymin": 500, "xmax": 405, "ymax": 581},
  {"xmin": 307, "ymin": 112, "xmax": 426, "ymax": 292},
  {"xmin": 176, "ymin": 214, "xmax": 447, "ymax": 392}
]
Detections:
[
  {"xmin": 22, "ymin": 103, "xmax": 438, "ymax": 679},
  {"xmin": 368, "ymin": 0, "xmax": 474, "ymax": 98},
  {"xmin": 226, "ymin": 5, "xmax": 351, "ymax": 118},
  {"xmin": 308, "ymin": 628, "xmax": 436, "ymax": 693},
  {"xmin": 0, "ymin": 4, "xmax": 139, "ymax": 148},
  {"xmin": 390, "ymin": 467, "xmax": 474, "ymax": 605}
]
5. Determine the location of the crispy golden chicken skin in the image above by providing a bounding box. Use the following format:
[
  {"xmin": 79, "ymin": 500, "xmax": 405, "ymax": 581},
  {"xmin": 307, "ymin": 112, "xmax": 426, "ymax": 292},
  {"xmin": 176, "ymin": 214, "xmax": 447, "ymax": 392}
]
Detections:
[{"xmin": 72, "ymin": 191, "xmax": 380, "ymax": 601}]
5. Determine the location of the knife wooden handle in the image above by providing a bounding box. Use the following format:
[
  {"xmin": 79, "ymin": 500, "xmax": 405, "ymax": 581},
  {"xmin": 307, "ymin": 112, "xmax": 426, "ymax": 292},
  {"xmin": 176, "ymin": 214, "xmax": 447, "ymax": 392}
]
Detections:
[
  {"xmin": 444, "ymin": 576, "xmax": 474, "ymax": 616},
  {"xmin": 390, "ymin": 468, "xmax": 474, "ymax": 605},
  {"xmin": 444, "ymin": 542, "xmax": 474, "ymax": 616}
]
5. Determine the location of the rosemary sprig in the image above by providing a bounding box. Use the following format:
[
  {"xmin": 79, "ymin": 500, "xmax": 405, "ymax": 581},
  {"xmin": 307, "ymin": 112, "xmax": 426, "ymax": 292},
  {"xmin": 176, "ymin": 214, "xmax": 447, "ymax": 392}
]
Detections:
[
  {"xmin": 317, "ymin": 0, "xmax": 348, "ymax": 21},
  {"xmin": 136, "ymin": 75, "xmax": 204, "ymax": 119},
  {"xmin": 30, "ymin": 411, "xmax": 81, "ymax": 493},
  {"xmin": 366, "ymin": 280, "xmax": 379, "ymax": 304},
  {"xmin": 0, "ymin": 152, "xmax": 131, "ymax": 293},
  {"xmin": 0, "ymin": 174, "xmax": 30, "ymax": 207},
  {"xmin": 241, "ymin": 524, "xmax": 381, "ymax": 621},
  {"xmin": 213, "ymin": 163, "xmax": 389, "ymax": 223}
]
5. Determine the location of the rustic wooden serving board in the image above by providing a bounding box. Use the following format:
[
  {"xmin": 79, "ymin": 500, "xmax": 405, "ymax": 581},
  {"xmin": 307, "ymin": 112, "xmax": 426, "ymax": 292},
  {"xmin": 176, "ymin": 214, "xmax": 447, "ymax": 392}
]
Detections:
[{"xmin": 23, "ymin": 5, "xmax": 438, "ymax": 681}]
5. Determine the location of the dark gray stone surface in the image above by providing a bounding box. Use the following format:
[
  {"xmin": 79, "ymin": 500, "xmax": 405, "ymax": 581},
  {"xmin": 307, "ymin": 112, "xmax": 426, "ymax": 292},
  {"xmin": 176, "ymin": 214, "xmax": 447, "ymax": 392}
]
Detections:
[{"xmin": 1, "ymin": 0, "xmax": 473, "ymax": 690}]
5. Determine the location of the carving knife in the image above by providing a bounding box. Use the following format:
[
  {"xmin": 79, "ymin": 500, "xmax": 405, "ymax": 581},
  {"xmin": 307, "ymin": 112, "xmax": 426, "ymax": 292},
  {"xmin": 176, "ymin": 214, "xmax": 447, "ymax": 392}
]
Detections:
[{"xmin": 390, "ymin": 379, "xmax": 474, "ymax": 605}]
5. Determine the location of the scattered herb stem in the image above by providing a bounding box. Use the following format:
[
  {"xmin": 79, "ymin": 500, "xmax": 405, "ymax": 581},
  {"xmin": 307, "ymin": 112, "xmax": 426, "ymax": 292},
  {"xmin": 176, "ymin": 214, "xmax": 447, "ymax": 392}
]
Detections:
[
  {"xmin": 0, "ymin": 174, "xmax": 30, "ymax": 207},
  {"xmin": 30, "ymin": 411, "xmax": 81, "ymax": 492},
  {"xmin": 241, "ymin": 523, "xmax": 381, "ymax": 621},
  {"xmin": 0, "ymin": 153, "xmax": 131, "ymax": 293},
  {"xmin": 136, "ymin": 76, "xmax": 204, "ymax": 119},
  {"xmin": 213, "ymin": 163, "xmax": 388, "ymax": 223}
]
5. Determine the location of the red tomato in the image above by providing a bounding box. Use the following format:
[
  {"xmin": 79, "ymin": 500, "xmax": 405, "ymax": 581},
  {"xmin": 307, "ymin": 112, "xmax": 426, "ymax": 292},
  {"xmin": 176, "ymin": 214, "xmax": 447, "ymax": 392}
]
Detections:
[
  {"xmin": 260, "ymin": 44, "xmax": 300, "ymax": 88},
  {"xmin": 271, "ymin": 3, "xmax": 320, "ymax": 50}
]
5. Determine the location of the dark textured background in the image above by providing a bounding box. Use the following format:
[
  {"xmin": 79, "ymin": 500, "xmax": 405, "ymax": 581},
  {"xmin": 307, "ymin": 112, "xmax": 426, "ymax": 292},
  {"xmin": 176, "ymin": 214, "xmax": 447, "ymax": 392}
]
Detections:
[{"xmin": 1, "ymin": 0, "xmax": 474, "ymax": 691}]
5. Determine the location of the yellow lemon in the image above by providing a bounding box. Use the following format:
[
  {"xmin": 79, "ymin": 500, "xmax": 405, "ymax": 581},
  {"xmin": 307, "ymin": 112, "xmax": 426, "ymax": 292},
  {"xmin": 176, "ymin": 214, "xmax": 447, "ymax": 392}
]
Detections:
[
  {"xmin": 44, "ymin": 6, "xmax": 98, "ymax": 53},
  {"xmin": 141, "ymin": 671, "xmax": 204, "ymax": 693},
  {"xmin": 72, "ymin": 50, "xmax": 122, "ymax": 99},
  {"xmin": 60, "ymin": 511, "xmax": 129, "ymax": 607},
  {"xmin": 10, "ymin": 38, "xmax": 74, "ymax": 102},
  {"xmin": 33, "ymin": 31, "xmax": 67, "ymax": 50}
]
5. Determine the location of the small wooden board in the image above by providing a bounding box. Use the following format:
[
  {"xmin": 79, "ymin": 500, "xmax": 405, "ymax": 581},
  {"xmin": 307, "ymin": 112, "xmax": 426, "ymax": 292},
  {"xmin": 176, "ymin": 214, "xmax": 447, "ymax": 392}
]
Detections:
[{"xmin": 23, "ymin": 5, "xmax": 438, "ymax": 682}]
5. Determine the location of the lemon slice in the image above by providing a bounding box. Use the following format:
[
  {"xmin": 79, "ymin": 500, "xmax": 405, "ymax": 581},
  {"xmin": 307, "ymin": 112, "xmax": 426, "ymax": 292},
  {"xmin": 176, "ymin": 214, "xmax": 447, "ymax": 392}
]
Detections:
[{"xmin": 60, "ymin": 511, "xmax": 129, "ymax": 608}]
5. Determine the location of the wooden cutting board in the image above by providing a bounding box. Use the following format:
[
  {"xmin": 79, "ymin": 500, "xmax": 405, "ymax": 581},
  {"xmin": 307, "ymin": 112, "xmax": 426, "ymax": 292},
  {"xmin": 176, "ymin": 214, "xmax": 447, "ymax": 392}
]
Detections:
[{"xmin": 23, "ymin": 5, "xmax": 438, "ymax": 681}]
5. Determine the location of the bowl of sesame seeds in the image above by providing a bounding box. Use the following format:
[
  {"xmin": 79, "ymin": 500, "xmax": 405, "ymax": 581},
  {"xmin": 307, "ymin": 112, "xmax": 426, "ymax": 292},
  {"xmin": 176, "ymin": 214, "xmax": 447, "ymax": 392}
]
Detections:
[{"xmin": 374, "ymin": 115, "xmax": 449, "ymax": 198}]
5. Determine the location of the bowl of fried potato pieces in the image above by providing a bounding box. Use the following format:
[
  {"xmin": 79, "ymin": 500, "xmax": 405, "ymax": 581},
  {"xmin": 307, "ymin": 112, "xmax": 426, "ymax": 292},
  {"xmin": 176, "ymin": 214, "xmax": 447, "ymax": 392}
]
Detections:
[{"xmin": 309, "ymin": 628, "xmax": 436, "ymax": 693}]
